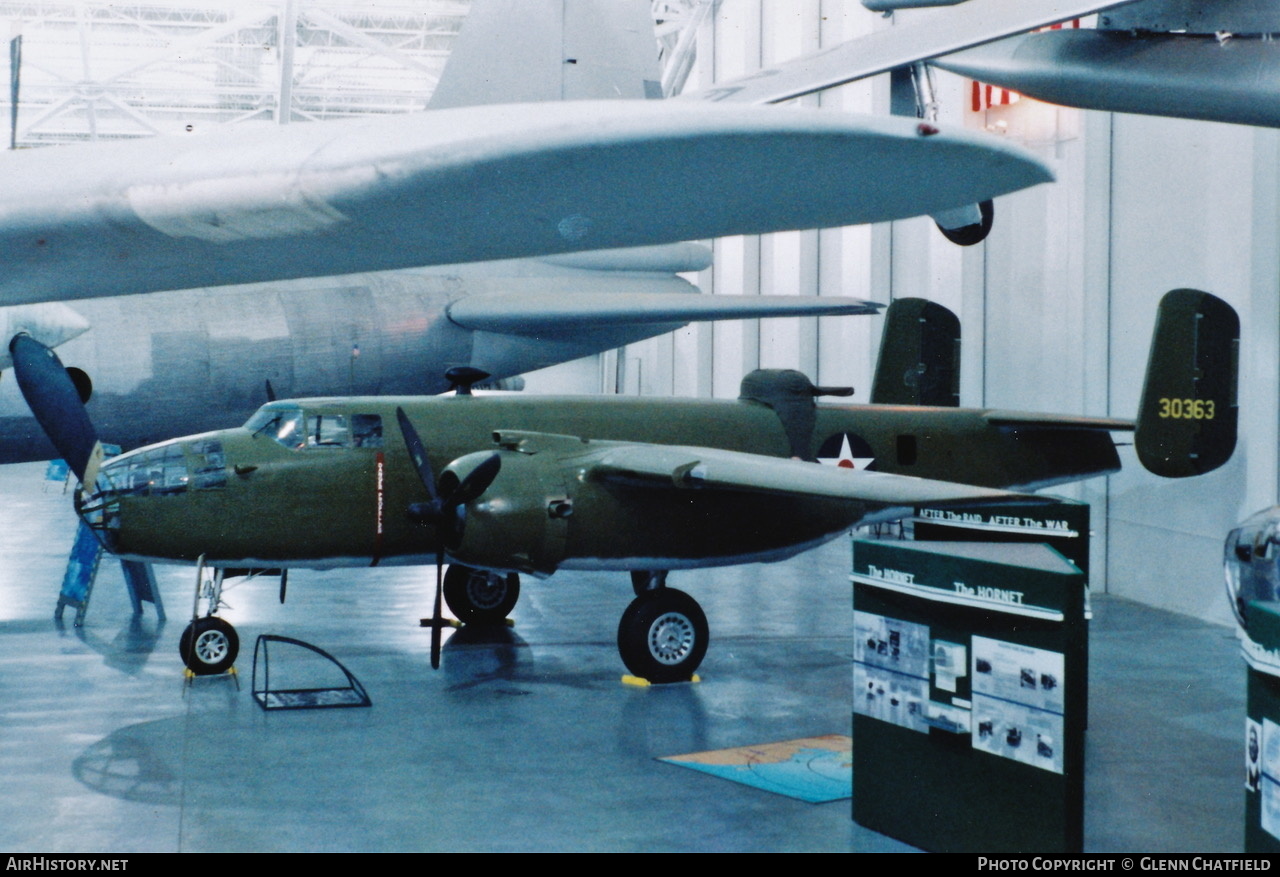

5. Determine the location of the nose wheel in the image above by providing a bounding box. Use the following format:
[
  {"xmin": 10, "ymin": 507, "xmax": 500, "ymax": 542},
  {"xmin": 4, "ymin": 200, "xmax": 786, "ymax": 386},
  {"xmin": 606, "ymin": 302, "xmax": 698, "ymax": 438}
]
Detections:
[
  {"xmin": 180, "ymin": 555, "xmax": 240, "ymax": 676},
  {"xmin": 617, "ymin": 587, "xmax": 708, "ymax": 684},
  {"xmin": 180, "ymin": 615, "xmax": 240, "ymax": 675}
]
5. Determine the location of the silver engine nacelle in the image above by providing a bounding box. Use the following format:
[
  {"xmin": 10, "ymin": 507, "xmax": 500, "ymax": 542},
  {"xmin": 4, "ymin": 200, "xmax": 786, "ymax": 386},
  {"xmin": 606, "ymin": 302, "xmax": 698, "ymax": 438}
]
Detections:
[{"xmin": 1224, "ymin": 506, "xmax": 1280, "ymax": 630}]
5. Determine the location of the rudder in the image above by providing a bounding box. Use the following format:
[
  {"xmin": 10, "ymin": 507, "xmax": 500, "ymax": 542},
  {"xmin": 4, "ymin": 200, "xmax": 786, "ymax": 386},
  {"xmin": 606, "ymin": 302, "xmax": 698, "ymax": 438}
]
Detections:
[
  {"xmin": 870, "ymin": 298, "xmax": 960, "ymax": 406},
  {"xmin": 1135, "ymin": 288, "xmax": 1239, "ymax": 477}
]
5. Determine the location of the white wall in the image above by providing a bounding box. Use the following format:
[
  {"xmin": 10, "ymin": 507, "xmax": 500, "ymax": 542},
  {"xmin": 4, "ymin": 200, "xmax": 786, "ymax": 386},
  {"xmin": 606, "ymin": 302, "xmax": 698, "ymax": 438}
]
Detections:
[
  {"xmin": 1104, "ymin": 117, "xmax": 1279, "ymax": 624},
  {"xmin": 552, "ymin": 1, "xmax": 1280, "ymax": 627}
]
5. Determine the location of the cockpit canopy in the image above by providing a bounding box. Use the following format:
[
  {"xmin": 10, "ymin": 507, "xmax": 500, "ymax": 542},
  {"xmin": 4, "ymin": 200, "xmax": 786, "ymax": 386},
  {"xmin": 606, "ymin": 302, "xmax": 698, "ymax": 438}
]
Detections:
[{"xmin": 244, "ymin": 403, "xmax": 385, "ymax": 450}]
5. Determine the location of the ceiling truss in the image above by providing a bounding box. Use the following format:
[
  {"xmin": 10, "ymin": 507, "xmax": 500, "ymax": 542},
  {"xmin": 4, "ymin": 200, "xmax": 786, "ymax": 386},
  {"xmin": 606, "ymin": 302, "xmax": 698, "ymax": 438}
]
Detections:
[{"xmin": 0, "ymin": 0, "xmax": 714, "ymax": 146}]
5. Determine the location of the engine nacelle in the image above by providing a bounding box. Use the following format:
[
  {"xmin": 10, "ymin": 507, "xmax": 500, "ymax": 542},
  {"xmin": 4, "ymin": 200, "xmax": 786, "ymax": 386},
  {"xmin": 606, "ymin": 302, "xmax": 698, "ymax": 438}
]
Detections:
[
  {"xmin": 444, "ymin": 447, "xmax": 574, "ymax": 575},
  {"xmin": 1224, "ymin": 507, "xmax": 1280, "ymax": 630},
  {"xmin": 442, "ymin": 430, "xmax": 866, "ymax": 575}
]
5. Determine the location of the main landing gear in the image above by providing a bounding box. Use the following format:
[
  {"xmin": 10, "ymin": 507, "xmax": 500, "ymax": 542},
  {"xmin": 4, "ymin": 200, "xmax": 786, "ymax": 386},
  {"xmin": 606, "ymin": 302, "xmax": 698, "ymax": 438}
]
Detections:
[
  {"xmin": 443, "ymin": 565, "xmax": 520, "ymax": 625},
  {"xmin": 618, "ymin": 571, "xmax": 708, "ymax": 684},
  {"xmin": 444, "ymin": 564, "xmax": 709, "ymax": 684}
]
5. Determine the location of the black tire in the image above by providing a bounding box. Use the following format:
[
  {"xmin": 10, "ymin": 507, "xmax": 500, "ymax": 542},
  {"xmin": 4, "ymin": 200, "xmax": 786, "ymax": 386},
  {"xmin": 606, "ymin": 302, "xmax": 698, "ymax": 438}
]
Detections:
[
  {"xmin": 617, "ymin": 588, "xmax": 708, "ymax": 684},
  {"xmin": 443, "ymin": 565, "xmax": 519, "ymax": 625},
  {"xmin": 179, "ymin": 616, "xmax": 239, "ymax": 675}
]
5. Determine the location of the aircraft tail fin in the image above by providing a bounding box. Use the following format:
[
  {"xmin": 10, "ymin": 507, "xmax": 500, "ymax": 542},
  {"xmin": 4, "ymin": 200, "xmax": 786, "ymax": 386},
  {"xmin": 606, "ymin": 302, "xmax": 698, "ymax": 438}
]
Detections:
[
  {"xmin": 870, "ymin": 298, "xmax": 960, "ymax": 406},
  {"xmin": 1135, "ymin": 288, "xmax": 1239, "ymax": 478},
  {"xmin": 428, "ymin": 0, "xmax": 662, "ymax": 110}
]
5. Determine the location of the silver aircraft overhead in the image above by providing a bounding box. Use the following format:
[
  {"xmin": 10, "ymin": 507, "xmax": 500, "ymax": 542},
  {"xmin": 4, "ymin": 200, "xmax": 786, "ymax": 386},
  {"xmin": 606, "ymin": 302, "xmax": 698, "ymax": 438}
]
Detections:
[
  {"xmin": 0, "ymin": 4, "xmax": 1053, "ymax": 309},
  {"xmin": 0, "ymin": 0, "xmax": 1059, "ymax": 465},
  {"xmin": 931, "ymin": 0, "xmax": 1280, "ymax": 129},
  {"xmin": 678, "ymin": 0, "xmax": 1142, "ymax": 105},
  {"xmin": 788, "ymin": 0, "xmax": 1280, "ymax": 132},
  {"xmin": 0, "ymin": 244, "xmax": 886, "ymax": 464}
]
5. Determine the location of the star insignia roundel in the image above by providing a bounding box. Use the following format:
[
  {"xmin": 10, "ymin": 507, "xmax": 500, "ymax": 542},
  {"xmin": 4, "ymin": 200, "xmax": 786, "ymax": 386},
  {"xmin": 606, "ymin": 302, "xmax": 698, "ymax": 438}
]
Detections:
[{"xmin": 816, "ymin": 432, "xmax": 876, "ymax": 471}]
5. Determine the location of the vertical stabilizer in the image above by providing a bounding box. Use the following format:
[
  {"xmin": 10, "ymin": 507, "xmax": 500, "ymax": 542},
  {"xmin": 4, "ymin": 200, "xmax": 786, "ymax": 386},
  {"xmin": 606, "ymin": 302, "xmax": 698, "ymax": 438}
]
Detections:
[
  {"xmin": 870, "ymin": 298, "xmax": 961, "ymax": 406},
  {"xmin": 1135, "ymin": 288, "xmax": 1239, "ymax": 478},
  {"xmin": 428, "ymin": 0, "xmax": 662, "ymax": 109}
]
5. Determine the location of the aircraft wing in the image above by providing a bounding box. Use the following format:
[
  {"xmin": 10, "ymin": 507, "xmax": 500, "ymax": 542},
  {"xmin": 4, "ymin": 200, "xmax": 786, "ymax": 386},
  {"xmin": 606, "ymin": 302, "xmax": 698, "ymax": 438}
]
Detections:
[
  {"xmin": 680, "ymin": 0, "xmax": 1141, "ymax": 105},
  {"xmin": 447, "ymin": 292, "xmax": 882, "ymax": 335},
  {"xmin": 983, "ymin": 410, "xmax": 1134, "ymax": 431},
  {"xmin": 584, "ymin": 440, "xmax": 1044, "ymax": 514},
  {"xmin": 0, "ymin": 100, "xmax": 1049, "ymax": 307}
]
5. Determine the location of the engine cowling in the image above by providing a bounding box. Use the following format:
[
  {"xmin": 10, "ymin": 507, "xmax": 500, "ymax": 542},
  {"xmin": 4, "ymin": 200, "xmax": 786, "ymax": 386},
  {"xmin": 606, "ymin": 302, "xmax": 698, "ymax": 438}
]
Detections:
[{"xmin": 443, "ymin": 448, "xmax": 573, "ymax": 574}]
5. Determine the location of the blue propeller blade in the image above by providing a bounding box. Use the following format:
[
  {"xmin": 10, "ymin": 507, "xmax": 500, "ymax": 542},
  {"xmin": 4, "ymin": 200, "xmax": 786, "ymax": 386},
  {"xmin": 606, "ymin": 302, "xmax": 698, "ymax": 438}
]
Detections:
[{"xmin": 9, "ymin": 333, "xmax": 98, "ymax": 483}]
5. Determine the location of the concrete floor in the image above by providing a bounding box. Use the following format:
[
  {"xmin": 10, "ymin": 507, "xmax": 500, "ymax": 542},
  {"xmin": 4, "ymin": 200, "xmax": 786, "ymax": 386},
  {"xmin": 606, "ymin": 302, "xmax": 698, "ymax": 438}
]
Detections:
[{"xmin": 0, "ymin": 461, "xmax": 1246, "ymax": 853}]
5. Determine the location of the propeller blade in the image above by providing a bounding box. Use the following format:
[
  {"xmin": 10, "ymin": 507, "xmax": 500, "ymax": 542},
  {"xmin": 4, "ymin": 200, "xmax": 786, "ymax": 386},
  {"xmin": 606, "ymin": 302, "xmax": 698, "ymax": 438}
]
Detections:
[
  {"xmin": 396, "ymin": 406, "xmax": 439, "ymax": 505},
  {"xmin": 279, "ymin": 568, "xmax": 288, "ymax": 604},
  {"xmin": 9, "ymin": 333, "xmax": 100, "ymax": 484},
  {"xmin": 444, "ymin": 453, "xmax": 502, "ymax": 508},
  {"xmin": 431, "ymin": 550, "xmax": 444, "ymax": 670}
]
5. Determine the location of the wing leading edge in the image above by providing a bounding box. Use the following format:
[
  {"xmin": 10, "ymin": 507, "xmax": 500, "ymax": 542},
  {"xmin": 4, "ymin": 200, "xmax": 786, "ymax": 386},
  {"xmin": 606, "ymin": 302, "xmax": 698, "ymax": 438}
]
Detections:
[
  {"xmin": 0, "ymin": 101, "xmax": 1050, "ymax": 307},
  {"xmin": 447, "ymin": 292, "xmax": 882, "ymax": 335},
  {"xmin": 494, "ymin": 430, "xmax": 1048, "ymax": 520}
]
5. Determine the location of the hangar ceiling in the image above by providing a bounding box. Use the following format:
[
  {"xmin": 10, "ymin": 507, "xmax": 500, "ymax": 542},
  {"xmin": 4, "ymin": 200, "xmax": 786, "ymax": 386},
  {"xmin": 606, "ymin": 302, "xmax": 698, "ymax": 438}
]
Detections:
[{"xmin": 0, "ymin": 0, "xmax": 709, "ymax": 145}]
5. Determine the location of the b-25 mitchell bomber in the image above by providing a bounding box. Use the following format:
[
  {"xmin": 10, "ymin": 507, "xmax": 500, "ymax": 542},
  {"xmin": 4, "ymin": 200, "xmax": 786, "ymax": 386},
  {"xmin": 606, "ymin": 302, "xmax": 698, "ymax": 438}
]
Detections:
[{"xmin": 11, "ymin": 291, "xmax": 1238, "ymax": 683}]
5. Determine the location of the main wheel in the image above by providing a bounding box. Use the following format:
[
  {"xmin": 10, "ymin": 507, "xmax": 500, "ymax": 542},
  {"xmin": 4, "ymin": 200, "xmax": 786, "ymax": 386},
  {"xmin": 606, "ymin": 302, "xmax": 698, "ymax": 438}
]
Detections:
[
  {"xmin": 444, "ymin": 565, "xmax": 520, "ymax": 625},
  {"xmin": 617, "ymin": 588, "xmax": 708, "ymax": 684},
  {"xmin": 179, "ymin": 616, "xmax": 239, "ymax": 675}
]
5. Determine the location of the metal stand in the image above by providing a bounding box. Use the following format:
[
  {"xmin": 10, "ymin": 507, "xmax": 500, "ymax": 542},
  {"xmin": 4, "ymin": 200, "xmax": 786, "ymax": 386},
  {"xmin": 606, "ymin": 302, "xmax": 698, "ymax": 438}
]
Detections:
[
  {"xmin": 55, "ymin": 527, "xmax": 164, "ymax": 627},
  {"xmin": 251, "ymin": 634, "xmax": 372, "ymax": 711},
  {"xmin": 55, "ymin": 520, "xmax": 103, "ymax": 627}
]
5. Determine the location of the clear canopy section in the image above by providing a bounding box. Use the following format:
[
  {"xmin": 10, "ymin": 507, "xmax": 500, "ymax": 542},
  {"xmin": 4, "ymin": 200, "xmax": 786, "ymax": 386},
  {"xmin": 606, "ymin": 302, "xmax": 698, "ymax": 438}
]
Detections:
[
  {"xmin": 245, "ymin": 403, "xmax": 383, "ymax": 450},
  {"xmin": 95, "ymin": 435, "xmax": 228, "ymax": 498}
]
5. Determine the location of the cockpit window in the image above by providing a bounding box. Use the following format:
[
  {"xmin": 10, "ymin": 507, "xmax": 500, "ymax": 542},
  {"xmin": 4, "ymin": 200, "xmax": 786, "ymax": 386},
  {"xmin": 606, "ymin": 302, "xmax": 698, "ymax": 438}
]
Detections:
[
  {"xmin": 352, "ymin": 414, "xmax": 384, "ymax": 448},
  {"xmin": 189, "ymin": 438, "xmax": 227, "ymax": 490},
  {"xmin": 99, "ymin": 442, "xmax": 188, "ymax": 496},
  {"xmin": 246, "ymin": 404, "xmax": 304, "ymax": 449},
  {"xmin": 306, "ymin": 414, "xmax": 349, "ymax": 448},
  {"xmin": 245, "ymin": 405, "xmax": 382, "ymax": 451}
]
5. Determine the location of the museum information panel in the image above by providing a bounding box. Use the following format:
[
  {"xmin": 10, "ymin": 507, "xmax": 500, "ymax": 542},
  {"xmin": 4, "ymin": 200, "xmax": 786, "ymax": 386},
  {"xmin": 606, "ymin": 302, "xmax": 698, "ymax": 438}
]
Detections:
[{"xmin": 851, "ymin": 538, "xmax": 1087, "ymax": 853}]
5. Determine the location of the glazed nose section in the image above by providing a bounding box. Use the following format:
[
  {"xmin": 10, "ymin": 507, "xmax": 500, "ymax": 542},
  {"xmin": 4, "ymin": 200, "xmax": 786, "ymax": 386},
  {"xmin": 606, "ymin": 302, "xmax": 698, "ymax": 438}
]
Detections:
[{"xmin": 1225, "ymin": 507, "xmax": 1280, "ymax": 630}]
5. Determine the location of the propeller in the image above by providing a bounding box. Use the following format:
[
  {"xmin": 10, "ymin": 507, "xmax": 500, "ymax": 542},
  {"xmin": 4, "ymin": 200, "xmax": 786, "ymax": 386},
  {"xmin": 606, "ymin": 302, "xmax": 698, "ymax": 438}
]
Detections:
[
  {"xmin": 8, "ymin": 333, "xmax": 102, "ymax": 485},
  {"xmin": 396, "ymin": 406, "xmax": 501, "ymax": 669}
]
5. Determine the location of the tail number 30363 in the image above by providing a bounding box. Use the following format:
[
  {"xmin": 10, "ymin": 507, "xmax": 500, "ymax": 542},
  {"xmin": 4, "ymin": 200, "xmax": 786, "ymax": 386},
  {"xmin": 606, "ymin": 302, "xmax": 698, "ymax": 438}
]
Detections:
[{"xmin": 1158, "ymin": 397, "xmax": 1215, "ymax": 420}]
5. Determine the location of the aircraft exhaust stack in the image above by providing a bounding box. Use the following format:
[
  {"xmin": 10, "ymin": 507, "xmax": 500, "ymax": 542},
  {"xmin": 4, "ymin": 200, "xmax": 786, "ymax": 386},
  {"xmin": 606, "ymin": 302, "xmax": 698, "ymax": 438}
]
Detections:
[{"xmin": 1134, "ymin": 288, "xmax": 1239, "ymax": 478}]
